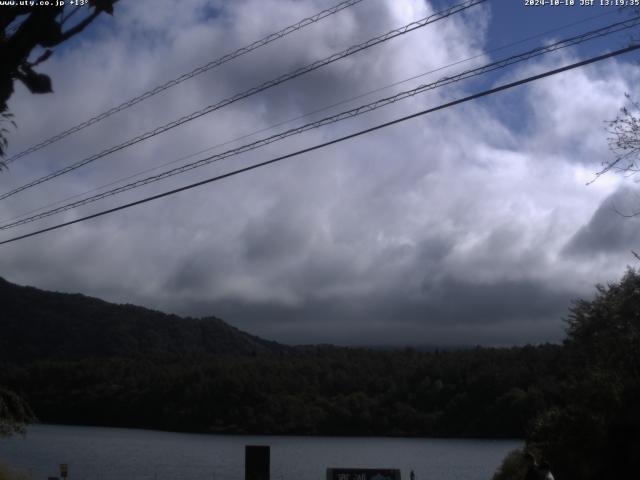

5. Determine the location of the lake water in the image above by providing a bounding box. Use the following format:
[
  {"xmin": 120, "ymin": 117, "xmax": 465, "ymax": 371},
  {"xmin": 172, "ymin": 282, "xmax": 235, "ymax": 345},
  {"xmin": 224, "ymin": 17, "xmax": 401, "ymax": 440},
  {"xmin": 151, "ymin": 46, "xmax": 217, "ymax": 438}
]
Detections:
[{"xmin": 0, "ymin": 425, "xmax": 520, "ymax": 480}]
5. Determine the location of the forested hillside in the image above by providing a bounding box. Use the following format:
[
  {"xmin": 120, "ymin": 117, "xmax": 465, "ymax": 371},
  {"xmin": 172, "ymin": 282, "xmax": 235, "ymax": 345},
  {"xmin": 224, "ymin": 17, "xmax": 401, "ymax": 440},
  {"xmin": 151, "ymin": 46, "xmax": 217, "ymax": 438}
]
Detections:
[
  {"xmin": 0, "ymin": 277, "xmax": 282, "ymax": 361},
  {"xmin": 4, "ymin": 269, "xmax": 639, "ymax": 478},
  {"xmin": 0, "ymin": 277, "xmax": 564, "ymax": 439},
  {"xmin": 0, "ymin": 345, "xmax": 562, "ymax": 438}
]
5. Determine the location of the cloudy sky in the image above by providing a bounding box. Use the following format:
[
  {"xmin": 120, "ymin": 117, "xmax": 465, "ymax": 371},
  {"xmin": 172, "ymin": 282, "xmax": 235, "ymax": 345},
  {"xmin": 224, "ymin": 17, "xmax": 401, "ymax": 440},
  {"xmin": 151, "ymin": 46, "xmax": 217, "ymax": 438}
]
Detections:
[{"xmin": 2, "ymin": 0, "xmax": 640, "ymax": 346}]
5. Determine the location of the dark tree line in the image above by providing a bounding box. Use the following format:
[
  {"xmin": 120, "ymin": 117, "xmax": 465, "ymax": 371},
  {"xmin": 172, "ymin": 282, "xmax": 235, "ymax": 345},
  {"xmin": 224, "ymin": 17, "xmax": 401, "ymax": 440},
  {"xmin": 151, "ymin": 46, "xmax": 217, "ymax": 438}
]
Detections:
[
  {"xmin": 0, "ymin": 344, "xmax": 563, "ymax": 439},
  {"xmin": 0, "ymin": 275, "xmax": 563, "ymax": 439},
  {"xmin": 2, "ymin": 273, "xmax": 640, "ymax": 477}
]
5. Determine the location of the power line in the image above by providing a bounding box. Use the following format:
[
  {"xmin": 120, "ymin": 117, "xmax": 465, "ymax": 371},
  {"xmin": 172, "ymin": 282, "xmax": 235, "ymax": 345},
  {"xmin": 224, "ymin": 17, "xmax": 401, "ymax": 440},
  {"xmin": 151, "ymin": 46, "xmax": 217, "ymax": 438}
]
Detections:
[
  {"xmin": 3, "ymin": 0, "xmax": 367, "ymax": 164},
  {"xmin": 1, "ymin": 6, "xmax": 621, "ymax": 227},
  {"xmin": 0, "ymin": 0, "xmax": 486, "ymax": 202},
  {"xmin": 1, "ymin": 43, "xmax": 637, "ymax": 247},
  {"xmin": 3, "ymin": 15, "xmax": 638, "ymax": 231}
]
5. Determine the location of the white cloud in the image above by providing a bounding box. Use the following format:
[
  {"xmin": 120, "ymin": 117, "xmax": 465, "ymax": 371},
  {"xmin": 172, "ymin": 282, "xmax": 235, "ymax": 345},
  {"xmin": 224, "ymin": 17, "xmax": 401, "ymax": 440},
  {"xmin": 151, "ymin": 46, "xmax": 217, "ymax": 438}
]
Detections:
[{"xmin": 1, "ymin": 0, "xmax": 638, "ymax": 346}]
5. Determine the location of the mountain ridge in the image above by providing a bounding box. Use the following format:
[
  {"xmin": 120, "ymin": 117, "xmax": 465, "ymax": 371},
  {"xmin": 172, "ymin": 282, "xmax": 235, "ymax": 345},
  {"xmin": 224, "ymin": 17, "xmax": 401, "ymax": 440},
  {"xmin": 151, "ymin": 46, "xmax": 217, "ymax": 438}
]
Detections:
[{"xmin": 0, "ymin": 276, "xmax": 284, "ymax": 362}]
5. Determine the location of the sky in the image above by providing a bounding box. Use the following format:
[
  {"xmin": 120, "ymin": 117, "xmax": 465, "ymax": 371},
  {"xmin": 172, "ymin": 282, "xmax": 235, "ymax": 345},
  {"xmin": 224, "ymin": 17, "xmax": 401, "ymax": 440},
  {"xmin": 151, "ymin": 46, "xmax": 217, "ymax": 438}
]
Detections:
[{"xmin": 2, "ymin": 0, "xmax": 640, "ymax": 347}]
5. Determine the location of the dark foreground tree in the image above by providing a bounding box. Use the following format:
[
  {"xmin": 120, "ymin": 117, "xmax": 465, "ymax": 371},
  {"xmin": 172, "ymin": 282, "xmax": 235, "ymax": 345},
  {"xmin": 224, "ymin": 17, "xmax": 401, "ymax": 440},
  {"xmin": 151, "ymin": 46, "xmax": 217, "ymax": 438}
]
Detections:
[
  {"xmin": 0, "ymin": 0, "xmax": 118, "ymax": 159},
  {"xmin": 601, "ymin": 95, "xmax": 640, "ymax": 181},
  {"xmin": 491, "ymin": 449, "xmax": 531, "ymax": 480},
  {"xmin": 596, "ymin": 7, "xmax": 640, "ymax": 193},
  {"xmin": 0, "ymin": 0, "xmax": 118, "ymax": 431},
  {"xmin": 524, "ymin": 269, "xmax": 640, "ymax": 479},
  {"xmin": 0, "ymin": 387, "xmax": 35, "ymax": 437}
]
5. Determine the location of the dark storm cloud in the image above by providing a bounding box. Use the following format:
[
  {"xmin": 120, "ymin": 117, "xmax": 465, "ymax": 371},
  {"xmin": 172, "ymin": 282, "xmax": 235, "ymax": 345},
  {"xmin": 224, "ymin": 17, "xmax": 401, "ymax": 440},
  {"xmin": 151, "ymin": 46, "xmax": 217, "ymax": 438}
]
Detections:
[
  {"xmin": 416, "ymin": 276, "xmax": 573, "ymax": 326},
  {"xmin": 171, "ymin": 273, "xmax": 574, "ymax": 346},
  {"xmin": 158, "ymin": 218, "xmax": 576, "ymax": 346},
  {"xmin": 563, "ymin": 187, "xmax": 640, "ymax": 257},
  {"xmin": 1, "ymin": 0, "xmax": 637, "ymax": 347},
  {"xmin": 241, "ymin": 201, "xmax": 311, "ymax": 263}
]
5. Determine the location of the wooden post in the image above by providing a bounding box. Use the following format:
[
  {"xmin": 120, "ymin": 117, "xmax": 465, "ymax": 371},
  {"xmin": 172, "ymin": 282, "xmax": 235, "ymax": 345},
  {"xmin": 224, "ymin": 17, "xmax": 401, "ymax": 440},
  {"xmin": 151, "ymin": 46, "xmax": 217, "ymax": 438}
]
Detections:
[{"xmin": 245, "ymin": 445, "xmax": 270, "ymax": 480}]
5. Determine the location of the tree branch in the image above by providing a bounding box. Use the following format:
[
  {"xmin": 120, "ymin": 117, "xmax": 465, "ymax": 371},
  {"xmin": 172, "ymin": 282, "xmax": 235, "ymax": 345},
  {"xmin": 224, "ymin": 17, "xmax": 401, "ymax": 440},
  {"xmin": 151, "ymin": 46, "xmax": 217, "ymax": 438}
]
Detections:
[{"xmin": 57, "ymin": 9, "xmax": 102, "ymax": 44}]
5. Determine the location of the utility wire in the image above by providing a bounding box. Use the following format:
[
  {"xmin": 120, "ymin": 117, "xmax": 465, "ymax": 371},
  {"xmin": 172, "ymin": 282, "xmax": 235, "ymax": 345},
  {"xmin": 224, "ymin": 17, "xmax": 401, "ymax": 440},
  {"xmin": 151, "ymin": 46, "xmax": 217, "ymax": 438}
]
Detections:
[
  {"xmin": 3, "ymin": 0, "xmax": 367, "ymax": 164},
  {"xmin": 1, "ymin": 6, "xmax": 620, "ymax": 226},
  {"xmin": 0, "ymin": 0, "xmax": 486, "ymax": 202},
  {"xmin": 3, "ymin": 15, "xmax": 639, "ymax": 231},
  {"xmin": 1, "ymin": 43, "xmax": 638, "ymax": 246}
]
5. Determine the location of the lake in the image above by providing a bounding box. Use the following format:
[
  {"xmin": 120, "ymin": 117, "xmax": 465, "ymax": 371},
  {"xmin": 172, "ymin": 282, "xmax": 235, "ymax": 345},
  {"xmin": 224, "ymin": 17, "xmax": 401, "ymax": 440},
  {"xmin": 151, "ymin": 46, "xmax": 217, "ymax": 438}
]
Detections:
[{"xmin": 0, "ymin": 425, "xmax": 520, "ymax": 480}]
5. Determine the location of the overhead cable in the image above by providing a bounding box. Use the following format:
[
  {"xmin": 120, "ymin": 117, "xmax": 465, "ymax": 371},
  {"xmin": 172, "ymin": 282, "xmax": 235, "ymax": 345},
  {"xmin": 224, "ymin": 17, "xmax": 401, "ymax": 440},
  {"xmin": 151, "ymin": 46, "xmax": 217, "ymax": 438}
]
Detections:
[
  {"xmin": 2, "ymin": 6, "xmax": 620, "ymax": 226},
  {"xmin": 3, "ymin": 15, "xmax": 639, "ymax": 231},
  {"xmin": 3, "ymin": 0, "xmax": 367, "ymax": 164},
  {"xmin": 0, "ymin": 0, "xmax": 486, "ymax": 201},
  {"xmin": 1, "ymin": 43, "xmax": 638, "ymax": 246}
]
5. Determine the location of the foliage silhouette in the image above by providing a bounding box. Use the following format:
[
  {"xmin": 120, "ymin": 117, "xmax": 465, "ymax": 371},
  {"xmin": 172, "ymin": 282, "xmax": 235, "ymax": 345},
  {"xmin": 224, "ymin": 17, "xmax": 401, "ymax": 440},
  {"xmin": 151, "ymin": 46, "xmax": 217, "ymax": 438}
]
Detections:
[
  {"xmin": 523, "ymin": 269, "xmax": 640, "ymax": 479},
  {"xmin": 0, "ymin": 387, "xmax": 35, "ymax": 437},
  {"xmin": 0, "ymin": 1, "xmax": 118, "ymax": 160},
  {"xmin": 0, "ymin": 276, "xmax": 561, "ymax": 438}
]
